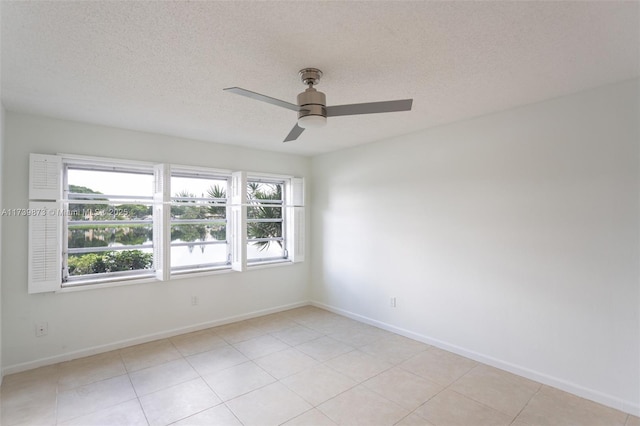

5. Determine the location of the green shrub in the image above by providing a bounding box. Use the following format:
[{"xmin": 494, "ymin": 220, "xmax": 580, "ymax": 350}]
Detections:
[{"xmin": 68, "ymin": 250, "xmax": 152, "ymax": 275}]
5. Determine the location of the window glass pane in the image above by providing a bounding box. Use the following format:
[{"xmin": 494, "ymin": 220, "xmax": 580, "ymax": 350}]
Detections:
[
  {"xmin": 171, "ymin": 223, "xmax": 208, "ymax": 243},
  {"xmin": 170, "ymin": 176, "xmax": 226, "ymax": 220},
  {"xmin": 67, "ymin": 250, "xmax": 153, "ymax": 276},
  {"xmin": 68, "ymin": 224, "xmax": 153, "ymax": 250},
  {"xmin": 171, "ymin": 176, "xmax": 227, "ymax": 200},
  {"xmin": 246, "ymin": 180, "xmax": 286, "ymax": 263},
  {"xmin": 68, "ymin": 169, "xmax": 153, "ymax": 197},
  {"xmin": 171, "ymin": 203, "xmax": 211, "ymax": 220},
  {"xmin": 68, "ymin": 203, "xmax": 152, "ymax": 221},
  {"xmin": 66, "ymin": 167, "xmax": 154, "ymax": 280},
  {"xmin": 171, "ymin": 224, "xmax": 226, "ymax": 243},
  {"xmin": 247, "ymin": 221, "xmax": 282, "ymax": 239},
  {"xmin": 247, "ymin": 182, "xmax": 283, "ymax": 201},
  {"xmin": 170, "ymin": 244, "xmax": 228, "ymax": 270},
  {"xmin": 247, "ymin": 241, "xmax": 285, "ymax": 261},
  {"xmin": 170, "ymin": 175, "xmax": 228, "ymax": 270},
  {"xmin": 247, "ymin": 206, "xmax": 282, "ymax": 219}
]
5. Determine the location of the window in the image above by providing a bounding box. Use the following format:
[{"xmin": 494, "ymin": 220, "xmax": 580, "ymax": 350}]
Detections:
[
  {"xmin": 27, "ymin": 153, "xmax": 305, "ymax": 293},
  {"xmin": 63, "ymin": 164, "xmax": 154, "ymax": 285},
  {"xmin": 246, "ymin": 178, "xmax": 286, "ymax": 263},
  {"xmin": 170, "ymin": 170, "xmax": 229, "ymax": 274}
]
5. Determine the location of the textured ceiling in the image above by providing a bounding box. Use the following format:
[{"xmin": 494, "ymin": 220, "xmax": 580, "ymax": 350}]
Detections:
[{"xmin": 1, "ymin": 1, "xmax": 638, "ymax": 156}]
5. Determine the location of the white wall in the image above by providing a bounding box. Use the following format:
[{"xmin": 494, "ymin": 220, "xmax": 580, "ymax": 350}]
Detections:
[
  {"xmin": 311, "ymin": 79, "xmax": 639, "ymax": 414},
  {"xmin": 0, "ymin": 105, "xmax": 5, "ymax": 385},
  {"xmin": 1, "ymin": 112, "xmax": 311, "ymax": 372}
]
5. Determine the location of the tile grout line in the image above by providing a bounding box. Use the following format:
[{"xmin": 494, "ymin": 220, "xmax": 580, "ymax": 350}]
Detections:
[
  {"xmin": 119, "ymin": 347, "xmax": 150, "ymax": 426},
  {"xmin": 138, "ymin": 339, "xmax": 203, "ymax": 425},
  {"xmin": 272, "ymin": 316, "xmax": 360, "ymax": 423},
  {"xmin": 171, "ymin": 331, "xmax": 245, "ymax": 425},
  {"xmin": 389, "ymin": 357, "xmax": 485, "ymax": 426},
  {"xmin": 178, "ymin": 324, "xmax": 299, "ymax": 425},
  {"xmin": 424, "ymin": 358, "xmax": 529, "ymax": 422},
  {"xmin": 277, "ymin": 407, "xmax": 317, "ymax": 426},
  {"xmin": 510, "ymin": 385, "xmax": 543, "ymax": 426},
  {"xmin": 308, "ymin": 353, "xmax": 408, "ymax": 425},
  {"xmin": 442, "ymin": 360, "xmax": 546, "ymax": 424},
  {"xmin": 225, "ymin": 314, "xmax": 430, "ymax": 425},
  {"xmin": 54, "ymin": 368, "xmax": 61, "ymax": 426}
]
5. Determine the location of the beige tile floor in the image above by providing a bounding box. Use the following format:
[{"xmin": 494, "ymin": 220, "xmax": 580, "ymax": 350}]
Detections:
[{"xmin": 1, "ymin": 306, "xmax": 637, "ymax": 426}]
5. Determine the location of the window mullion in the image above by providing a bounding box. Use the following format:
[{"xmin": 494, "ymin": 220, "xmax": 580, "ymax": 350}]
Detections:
[
  {"xmin": 153, "ymin": 164, "xmax": 171, "ymax": 281},
  {"xmin": 230, "ymin": 171, "xmax": 247, "ymax": 271}
]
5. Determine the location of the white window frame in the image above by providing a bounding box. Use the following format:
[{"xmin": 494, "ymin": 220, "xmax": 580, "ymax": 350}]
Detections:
[
  {"xmin": 27, "ymin": 153, "xmax": 305, "ymax": 293},
  {"xmin": 286, "ymin": 177, "xmax": 305, "ymax": 263},
  {"xmin": 63, "ymin": 158, "xmax": 156, "ymax": 287}
]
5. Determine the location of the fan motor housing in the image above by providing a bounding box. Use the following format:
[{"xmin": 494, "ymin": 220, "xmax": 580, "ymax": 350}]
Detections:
[{"xmin": 297, "ymin": 88, "xmax": 326, "ymax": 119}]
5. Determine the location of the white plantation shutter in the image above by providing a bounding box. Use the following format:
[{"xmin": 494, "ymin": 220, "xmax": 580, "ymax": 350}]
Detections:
[
  {"xmin": 29, "ymin": 154, "xmax": 62, "ymax": 200},
  {"xmin": 288, "ymin": 206, "xmax": 305, "ymax": 262},
  {"xmin": 28, "ymin": 202, "xmax": 62, "ymax": 293},
  {"xmin": 28, "ymin": 154, "xmax": 63, "ymax": 293},
  {"xmin": 286, "ymin": 178, "xmax": 305, "ymax": 263},
  {"xmin": 291, "ymin": 177, "xmax": 304, "ymax": 206},
  {"xmin": 153, "ymin": 164, "xmax": 171, "ymax": 281},
  {"xmin": 230, "ymin": 171, "xmax": 247, "ymax": 271}
]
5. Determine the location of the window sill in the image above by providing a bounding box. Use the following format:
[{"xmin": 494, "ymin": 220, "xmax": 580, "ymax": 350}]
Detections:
[
  {"xmin": 58, "ymin": 275, "xmax": 159, "ymax": 293},
  {"xmin": 170, "ymin": 267, "xmax": 233, "ymax": 281},
  {"xmin": 55, "ymin": 261, "xmax": 298, "ymax": 293},
  {"xmin": 247, "ymin": 259, "xmax": 295, "ymax": 270}
]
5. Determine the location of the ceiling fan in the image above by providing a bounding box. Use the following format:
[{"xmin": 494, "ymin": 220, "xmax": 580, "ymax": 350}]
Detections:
[{"xmin": 224, "ymin": 68, "xmax": 413, "ymax": 142}]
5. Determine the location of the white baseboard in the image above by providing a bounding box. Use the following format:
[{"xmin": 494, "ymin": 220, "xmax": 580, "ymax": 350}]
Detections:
[
  {"xmin": 312, "ymin": 301, "xmax": 640, "ymax": 417},
  {"xmin": 2, "ymin": 300, "xmax": 309, "ymax": 376}
]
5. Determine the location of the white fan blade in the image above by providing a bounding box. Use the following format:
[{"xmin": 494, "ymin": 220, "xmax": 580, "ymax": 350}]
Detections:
[
  {"xmin": 224, "ymin": 87, "xmax": 299, "ymax": 111},
  {"xmin": 326, "ymin": 99, "xmax": 413, "ymax": 117}
]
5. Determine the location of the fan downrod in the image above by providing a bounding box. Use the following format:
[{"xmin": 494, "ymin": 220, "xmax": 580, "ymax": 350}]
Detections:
[{"xmin": 299, "ymin": 68, "xmax": 322, "ymax": 86}]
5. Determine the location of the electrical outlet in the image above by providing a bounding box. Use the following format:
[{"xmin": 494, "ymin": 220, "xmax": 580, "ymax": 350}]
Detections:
[
  {"xmin": 390, "ymin": 297, "xmax": 397, "ymax": 308},
  {"xmin": 191, "ymin": 296, "xmax": 199, "ymax": 306},
  {"xmin": 35, "ymin": 322, "xmax": 48, "ymax": 337}
]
